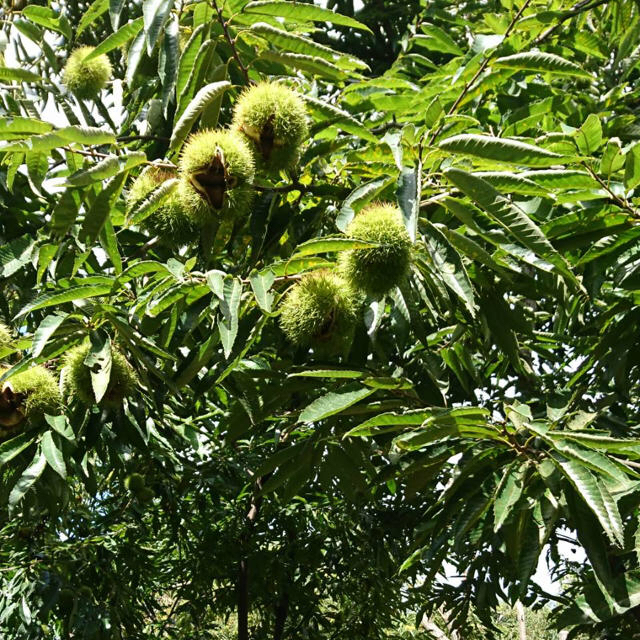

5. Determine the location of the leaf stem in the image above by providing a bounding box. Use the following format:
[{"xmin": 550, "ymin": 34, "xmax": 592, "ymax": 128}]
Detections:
[
  {"xmin": 611, "ymin": 456, "xmax": 640, "ymax": 471},
  {"xmin": 581, "ymin": 161, "xmax": 640, "ymax": 219},
  {"xmin": 62, "ymin": 146, "xmax": 177, "ymax": 169}
]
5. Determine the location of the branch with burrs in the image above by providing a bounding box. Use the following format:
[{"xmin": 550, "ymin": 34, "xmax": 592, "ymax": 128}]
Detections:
[{"xmin": 59, "ymin": 144, "xmax": 316, "ymax": 194}]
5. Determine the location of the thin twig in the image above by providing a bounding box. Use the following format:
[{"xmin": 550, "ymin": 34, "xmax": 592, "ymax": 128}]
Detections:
[
  {"xmin": 581, "ymin": 161, "xmax": 640, "ymax": 219},
  {"xmin": 240, "ymin": 273, "xmax": 303, "ymax": 285},
  {"xmin": 62, "ymin": 145, "xmax": 111, "ymax": 159},
  {"xmin": 129, "ymin": 237, "xmax": 161, "ymax": 257},
  {"xmin": 611, "ymin": 456, "xmax": 640, "ymax": 471},
  {"xmin": 211, "ymin": 0, "xmax": 252, "ymax": 85},
  {"xmin": 428, "ymin": 0, "xmax": 533, "ymax": 145},
  {"xmin": 62, "ymin": 145, "xmax": 176, "ymax": 169},
  {"xmin": 149, "ymin": 160, "xmax": 178, "ymax": 169},
  {"xmin": 117, "ymin": 135, "xmax": 170, "ymax": 143},
  {"xmin": 254, "ymin": 181, "xmax": 307, "ymax": 193},
  {"xmin": 533, "ymin": 0, "xmax": 610, "ymax": 45}
]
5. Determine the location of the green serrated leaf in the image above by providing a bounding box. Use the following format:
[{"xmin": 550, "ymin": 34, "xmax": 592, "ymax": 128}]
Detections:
[
  {"xmin": 260, "ymin": 50, "xmax": 349, "ymax": 81},
  {"xmin": 553, "ymin": 455, "xmax": 625, "ymax": 547},
  {"xmin": 77, "ymin": 0, "xmax": 109, "ymax": 36},
  {"xmin": 575, "ymin": 114, "xmax": 603, "ymax": 155},
  {"xmin": 127, "ymin": 178, "xmax": 179, "ymax": 226},
  {"xmin": 83, "ymin": 17, "xmax": 144, "ymax": 61},
  {"xmin": 170, "ymin": 80, "xmax": 231, "ymax": 150},
  {"xmin": 625, "ymin": 145, "xmax": 640, "ymax": 190},
  {"xmin": 217, "ymin": 277, "xmax": 242, "ymax": 359},
  {"xmin": 0, "ymin": 235, "xmax": 35, "ymax": 278},
  {"xmin": 242, "ymin": 1, "xmax": 372, "ymax": 32},
  {"xmin": 83, "ymin": 332, "xmax": 111, "ymax": 402},
  {"xmin": 423, "ymin": 222, "xmax": 477, "ymax": 316},
  {"xmin": 142, "ymin": 0, "xmax": 174, "ymax": 55},
  {"xmin": 289, "ymin": 369, "xmax": 364, "ymax": 379},
  {"xmin": 494, "ymin": 461, "xmax": 527, "ymax": 531},
  {"xmin": 292, "ymin": 236, "xmax": 378, "ymax": 258},
  {"xmin": 249, "ymin": 22, "xmax": 368, "ymax": 70},
  {"xmin": 0, "ymin": 432, "xmax": 36, "ymax": 467},
  {"xmin": 249, "ymin": 269, "xmax": 275, "ymax": 313},
  {"xmin": 336, "ymin": 177, "xmax": 393, "ymax": 231},
  {"xmin": 9, "ymin": 451, "xmax": 46, "ymax": 507},
  {"xmin": 16, "ymin": 282, "xmax": 114, "ymax": 318},
  {"xmin": 444, "ymin": 168, "xmax": 583, "ymax": 291},
  {"xmin": 0, "ymin": 67, "xmax": 43, "ymax": 83},
  {"xmin": 396, "ymin": 164, "xmax": 421, "ymax": 242},
  {"xmin": 299, "ymin": 385, "xmax": 375, "ymax": 423},
  {"xmin": 303, "ymin": 94, "xmax": 378, "ymax": 143},
  {"xmin": 41, "ymin": 431, "xmax": 66, "ymax": 479},
  {"xmin": 32, "ymin": 313, "xmax": 69, "ymax": 357},
  {"xmin": 440, "ymin": 134, "xmax": 567, "ymax": 167},
  {"xmin": 494, "ymin": 51, "xmax": 591, "ymax": 78},
  {"xmin": 80, "ymin": 171, "xmax": 127, "ymax": 243},
  {"xmin": 67, "ymin": 152, "xmax": 146, "ymax": 186}
]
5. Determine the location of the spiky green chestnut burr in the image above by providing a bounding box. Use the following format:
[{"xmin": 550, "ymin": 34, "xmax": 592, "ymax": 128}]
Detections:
[
  {"xmin": 339, "ymin": 203, "xmax": 412, "ymax": 297},
  {"xmin": 0, "ymin": 365, "xmax": 62, "ymax": 438},
  {"xmin": 0, "ymin": 323, "xmax": 11, "ymax": 351},
  {"xmin": 56, "ymin": 589, "xmax": 75, "ymax": 614},
  {"xmin": 62, "ymin": 342, "xmax": 138, "ymax": 407},
  {"xmin": 279, "ymin": 270, "xmax": 359, "ymax": 356},
  {"xmin": 63, "ymin": 46, "xmax": 112, "ymax": 100},
  {"xmin": 78, "ymin": 586, "xmax": 94, "ymax": 600},
  {"xmin": 126, "ymin": 167, "xmax": 196, "ymax": 244},
  {"xmin": 125, "ymin": 473, "xmax": 146, "ymax": 493},
  {"xmin": 177, "ymin": 130, "xmax": 255, "ymax": 225},
  {"xmin": 136, "ymin": 487, "xmax": 155, "ymax": 503},
  {"xmin": 232, "ymin": 82, "xmax": 308, "ymax": 172}
]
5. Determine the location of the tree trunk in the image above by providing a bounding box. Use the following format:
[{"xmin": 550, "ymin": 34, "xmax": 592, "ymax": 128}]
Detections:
[
  {"xmin": 237, "ymin": 475, "xmax": 266, "ymax": 640},
  {"xmin": 273, "ymin": 591, "xmax": 289, "ymax": 640},
  {"xmin": 238, "ymin": 557, "xmax": 249, "ymax": 640},
  {"xmin": 516, "ymin": 601, "xmax": 527, "ymax": 640}
]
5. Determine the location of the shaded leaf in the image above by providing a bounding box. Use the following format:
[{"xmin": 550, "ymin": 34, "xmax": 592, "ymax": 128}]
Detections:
[{"xmin": 299, "ymin": 385, "xmax": 375, "ymax": 423}]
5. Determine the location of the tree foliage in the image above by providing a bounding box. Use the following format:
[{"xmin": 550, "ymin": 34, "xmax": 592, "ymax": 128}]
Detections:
[{"xmin": 2, "ymin": 0, "xmax": 640, "ymax": 638}]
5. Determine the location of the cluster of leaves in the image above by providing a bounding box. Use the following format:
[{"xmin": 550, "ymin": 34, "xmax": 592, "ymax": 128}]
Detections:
[{"xmin": 2, "ymin": 0, "xmax": 640, "ymax": 638}]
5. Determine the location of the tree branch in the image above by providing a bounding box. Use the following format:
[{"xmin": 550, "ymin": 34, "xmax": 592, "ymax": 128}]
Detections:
[
  {"xmin": 611, "ymin": 456, "xmax": 640, "ymax": 471},
  {"xmin": 254, "ymin": 180, "xmax": 307, "ymax": 194},
  {"xmin": 428, "ymin": 0, "xmax": 534, "ymax": 145},
  {"xmin": 211, "ymin": 0, "xmax": 252, "ymax": 85},
  {"xmin": 117, "ymin": 135, "xmax": 170, "ymax": 143},
  {"xmin": 533, "ymin": 0, "xmax": 610, "ymax": 46},
  {"xmin": 581, "ymin": 161, "xmax": 640, "ymax": 219}
]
